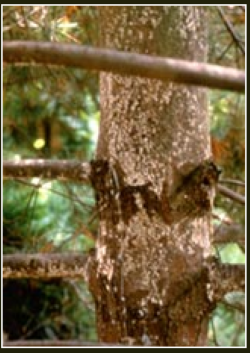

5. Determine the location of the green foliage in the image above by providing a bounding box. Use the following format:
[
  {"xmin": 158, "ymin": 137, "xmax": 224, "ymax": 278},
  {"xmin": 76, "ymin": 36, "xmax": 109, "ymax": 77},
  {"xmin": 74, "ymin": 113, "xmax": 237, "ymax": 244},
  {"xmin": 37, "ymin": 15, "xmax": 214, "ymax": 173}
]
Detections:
[
  {"xmin": 208, "ymin": 297, "xmax": 245, "ymax": 346},
  {"xmin": 3, "ymin": 179, "xmax": 97, "ymax": 340},
  {"xmin": 3, "ymin": 5, "xmax": 99, "ymax": 341}
]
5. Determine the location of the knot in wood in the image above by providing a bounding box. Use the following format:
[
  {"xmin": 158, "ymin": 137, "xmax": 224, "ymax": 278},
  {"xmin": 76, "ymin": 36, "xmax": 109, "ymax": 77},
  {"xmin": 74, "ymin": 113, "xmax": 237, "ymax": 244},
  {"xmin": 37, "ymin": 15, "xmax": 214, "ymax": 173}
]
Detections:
[{"xmin": 163, "ymin": 160, "xmax": 221, "ymax": 223}]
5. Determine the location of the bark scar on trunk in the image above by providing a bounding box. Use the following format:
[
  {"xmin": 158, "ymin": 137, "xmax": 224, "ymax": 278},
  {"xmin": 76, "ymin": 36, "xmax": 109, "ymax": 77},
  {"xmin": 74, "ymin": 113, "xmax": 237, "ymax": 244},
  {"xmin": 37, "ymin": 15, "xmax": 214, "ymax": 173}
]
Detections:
[
  {"xmin": 90, "ymin": 158, "xmax": 220, "ymax": 226},
  {"xmin": 90, "ymin": 159, "xmax": 163, "ymax": 224},
  {"xmin": 161, "ymin": 160, "xmax": 221, "ymax": 224}
]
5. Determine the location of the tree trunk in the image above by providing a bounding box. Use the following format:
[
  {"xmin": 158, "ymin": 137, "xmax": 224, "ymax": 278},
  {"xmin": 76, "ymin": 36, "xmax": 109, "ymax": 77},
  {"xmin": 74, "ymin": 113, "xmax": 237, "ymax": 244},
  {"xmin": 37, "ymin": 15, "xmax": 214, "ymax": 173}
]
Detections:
[{"xmin": 89, "ymin": 6, "xmax": 219, "ymax": 346}]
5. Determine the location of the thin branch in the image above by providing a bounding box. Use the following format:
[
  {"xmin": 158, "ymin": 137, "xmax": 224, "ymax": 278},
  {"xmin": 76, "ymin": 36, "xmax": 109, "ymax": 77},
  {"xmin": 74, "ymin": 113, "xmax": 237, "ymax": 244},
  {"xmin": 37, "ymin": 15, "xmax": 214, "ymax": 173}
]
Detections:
[
  {"xmin": 217, "ymin": 7, "xmax": 245, "ymax": 56},
  {"xmin": 213, "ymin": 223, "xmax": 245, "ymax": 252},
  {"xmin": 3, "ymin": 340, "xmax": 125, "ymax": 347},
  {"xmin": 217, "ymin": 40, "xmax": 234, "ymax": 63},
  {"xmin": 56, "ymin": 222, "xmax": 96, "ymax": 250},
  {"xmin": 211, "ymin": 318, "xmax": 220, "ymax": 346},
  {"xmin": 207, "ymin": 258, "xmax": 245, "ymax": 302},
  {"xmin": 231, "ymin": 319, "xmax": 245, "ymax": 346},
  {"xmin": 221, "ymin": 298, "xmax": 245, "ymax": 314},
  {"xmin": 217, "ymin": 184, "xmax": 245, "ymax": 205},
  {"xmin": 3, "ymin": 252, "xmax": 91, "ymax": 279},
  {"xmin": 3, "ymin": 159, "xmax": 91, "ymax": 183},
  {"xmin": 3, "ymin": 41, "xmax": 245, "ymax": 92},
  {"xmin": 65, "ymin": 279, "xmax": 95, "ymax": 311},
  {"xmin": 14, "ymin": 178, "xmax": 93, "ymax": 210},
  {"xmin": 219, "ymin": 178, "xmax": 245, "ymax": 187}
]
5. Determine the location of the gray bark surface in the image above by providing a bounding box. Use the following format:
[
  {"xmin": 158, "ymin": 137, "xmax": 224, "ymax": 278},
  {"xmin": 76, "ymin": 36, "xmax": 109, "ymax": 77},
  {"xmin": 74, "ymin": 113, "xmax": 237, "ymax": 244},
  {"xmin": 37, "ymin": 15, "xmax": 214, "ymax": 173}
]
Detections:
[{"xmin": 88, "ymin": 6, "xmax": 218, "ymax": 346}]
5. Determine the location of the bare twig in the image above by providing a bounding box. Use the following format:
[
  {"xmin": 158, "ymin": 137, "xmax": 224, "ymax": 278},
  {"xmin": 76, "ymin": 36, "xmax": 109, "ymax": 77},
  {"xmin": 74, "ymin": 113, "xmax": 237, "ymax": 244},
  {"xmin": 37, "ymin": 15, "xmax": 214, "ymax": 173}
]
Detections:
[
  {"xmin": 66, "ymin": 279, "xmax": 95, "ymax": 311},
  {"xmin": 211, "ymin": 318, "xmax": 220, "ymax": 346},
  {"xmin": 3, "ymin": 253, "xmax": 91, "ymax": 279},
  {"xmin": 14, "ymin": 178, "xmax": 93, "ymax": 210},
  {"xmin": 217, "ymin": 184, "xmax": 245, "ymax": 205},
  {"xmin": 213, "ymin": 223, "xmax": 245, "ymax": 252},
  {"xmin": 4, "ymin": 340, "xmax": 125, "ymax": 347},
  {"xmin": 57, "ymin": 223, "xmax": 96, "ymax": 249},
  {"xmin": 219, "ymin": 178, "xmax": 245, "ymax": 187},
  {"xmin": 221, "ymin": 298, "xmax": 245, "ymax": 314},
  {"xmin": 217, "ymin": 7, "xmax": 245, "ymax": 56},
  {"xmin": 231, "ymin": 319, "xmax": 245, "ymax": 346},
  {"xmin": 3, "ymin": 159, "xmax": 91, "ymax": 183},
  {"xmin": 217, "ymin": 40, "xmax": 234, "ymax": 63},
  {"xmin": 3, "ymin": 41, "xmax": 245, "ymax": 92}
]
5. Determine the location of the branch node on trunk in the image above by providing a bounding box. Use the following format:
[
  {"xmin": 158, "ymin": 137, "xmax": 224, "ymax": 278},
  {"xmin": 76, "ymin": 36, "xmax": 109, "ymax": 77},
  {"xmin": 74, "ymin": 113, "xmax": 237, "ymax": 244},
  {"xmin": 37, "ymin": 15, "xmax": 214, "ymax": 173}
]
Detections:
[{"xmin": 161, "ymin": 160, "xmax": 221, "ymax": 224}]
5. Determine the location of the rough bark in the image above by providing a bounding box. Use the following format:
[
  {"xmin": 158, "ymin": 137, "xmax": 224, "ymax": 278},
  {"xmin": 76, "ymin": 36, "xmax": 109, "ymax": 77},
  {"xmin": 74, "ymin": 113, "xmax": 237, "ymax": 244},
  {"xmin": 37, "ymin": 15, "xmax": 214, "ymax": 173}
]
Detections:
[
  {"xmin": 206, "ymin": 259, "xmax": 245, "ymax": 302},
  {"xmin": 3, "ymin": 253, "xmax": 90, "ymax": 279},
  {"xmin": 3, "ymin": 159, "xmax": 91, "ymax": 183},
  {"xmin": 3, "ymin": 253, "xmax": 244, "ymax": 301},
  {"xmin": 87, "ymin": 6, "xmax": 220, "ymax": 346}
]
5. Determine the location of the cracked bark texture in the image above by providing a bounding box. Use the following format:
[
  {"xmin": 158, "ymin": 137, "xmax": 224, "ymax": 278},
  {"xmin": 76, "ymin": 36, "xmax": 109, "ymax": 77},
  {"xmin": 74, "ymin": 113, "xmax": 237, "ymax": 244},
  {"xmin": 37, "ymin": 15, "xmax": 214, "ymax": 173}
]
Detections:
[{"xmin": 90, "ymin": 6, "xmax": 214, "ymax": 346}]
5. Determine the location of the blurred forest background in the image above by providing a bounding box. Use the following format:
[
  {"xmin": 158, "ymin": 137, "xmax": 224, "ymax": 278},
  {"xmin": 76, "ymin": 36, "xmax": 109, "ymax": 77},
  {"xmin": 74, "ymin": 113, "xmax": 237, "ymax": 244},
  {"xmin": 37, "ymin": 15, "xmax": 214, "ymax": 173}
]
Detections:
[{"xmin": 2, "ymin": 6, "xmax": 245, "ymax": 346}]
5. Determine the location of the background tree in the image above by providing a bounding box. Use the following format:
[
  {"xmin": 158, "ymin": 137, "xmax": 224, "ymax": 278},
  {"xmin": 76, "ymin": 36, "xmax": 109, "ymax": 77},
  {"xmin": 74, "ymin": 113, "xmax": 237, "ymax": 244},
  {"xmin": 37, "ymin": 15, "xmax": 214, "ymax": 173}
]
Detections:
[{"xmin": 2, "ymin": 5, "xmax": 245, "ymax": 347}]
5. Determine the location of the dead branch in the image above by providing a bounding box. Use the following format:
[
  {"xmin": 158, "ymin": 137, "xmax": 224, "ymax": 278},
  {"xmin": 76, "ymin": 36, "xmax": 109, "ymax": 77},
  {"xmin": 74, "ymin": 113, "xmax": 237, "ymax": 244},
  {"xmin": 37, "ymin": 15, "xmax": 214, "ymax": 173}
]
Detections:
[
  {"xmin": 221, "ymin": 298, "xmax": 245, "ymax": 314},
  {"xmin": 3, "ymin": 159, "xmax": 91, "ymax": 183},
  {"xmin": 213, "ymin": 223, "xmax": 245, "ymax": 252},
  {"xmin": 217, "ymin": 7, "xmax": 245, "ymax": 56},
  {"xmin": 3, "ymin": 41, "xmax": 245, "ymax": 92},
  {"xmin": 4, "ymin": 160, "xmax": 246, "ymax": 207},
  {"xmin": 3, "ymin": 340, "xmax": 125, "ymax": 347},
  {"xmin": 3, "ymin": 253, "xmax": 91, "ymax": 279},
  {"xmin": 217, "ymin": 184, "xmax": 245, "ymax": 205},
  {"xmin": 219, "ymin": 178, "xmax": 245, "ymax": 187},
  {"xmin": 207, "ymin": 258, "xmax": 245, "ymax": 302}
]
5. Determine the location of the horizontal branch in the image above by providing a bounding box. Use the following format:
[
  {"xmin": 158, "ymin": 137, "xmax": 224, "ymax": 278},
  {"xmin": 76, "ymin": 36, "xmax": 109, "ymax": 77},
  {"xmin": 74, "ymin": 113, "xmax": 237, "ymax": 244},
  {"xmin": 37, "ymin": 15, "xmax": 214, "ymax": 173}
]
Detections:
[
  {"xmin": 207, "ymin": 258, "xmax": 245, "ymax": 302},
  {"xmin": 3, "ymin": 41, "xmax": 245, "ymax": 92},
  {"xmin": 3, "ymin": 340, "xmax": 124, "ymax": 347},
  {"xmin": 221, "ymin": 298, "xmax": 245, "ymax": 314},
  {"xmin": 3, "ymin": 254, "xmax": 245, "ymax": 309},
  {"xmin": 3, "ymin": 160, "xmax": 245, "ymax": 205},
  {"xmin": 3, "ymin": 159, "xmax": 91, "ymax": 183},
  {"xmin": 217, "ymin": 184, "xmax": 245, "ymax": 205},
  {"xmin": 3, "ymin": 253, "xmax": 91, "ymax": 279},
  {"xmin": 219, "ymin": 178, "xmax": 245, "ymax": 187}
]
